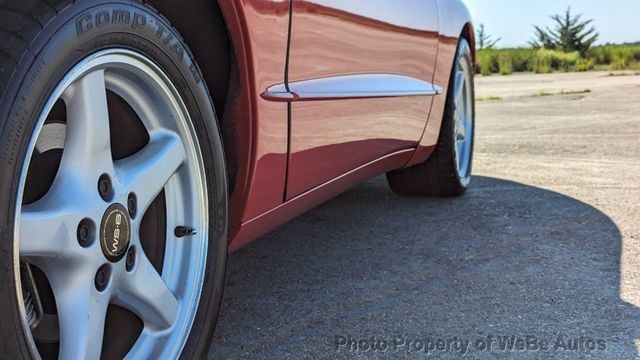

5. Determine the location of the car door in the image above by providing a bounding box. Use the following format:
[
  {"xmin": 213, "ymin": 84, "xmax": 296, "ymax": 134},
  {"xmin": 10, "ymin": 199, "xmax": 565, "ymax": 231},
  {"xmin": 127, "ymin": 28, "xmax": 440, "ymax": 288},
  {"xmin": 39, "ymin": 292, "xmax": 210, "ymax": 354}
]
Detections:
[{"xmin": 283, "ymin": 0, "xmax": 440, "ymax": 198}]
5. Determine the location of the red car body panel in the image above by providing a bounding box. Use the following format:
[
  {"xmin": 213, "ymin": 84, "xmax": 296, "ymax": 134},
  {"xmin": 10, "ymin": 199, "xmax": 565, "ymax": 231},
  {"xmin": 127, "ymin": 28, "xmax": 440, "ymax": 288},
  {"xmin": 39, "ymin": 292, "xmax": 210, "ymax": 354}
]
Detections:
[
  {"xmin": 218, "ymin": 0, "xmax": 290, "ymax": 223},
  {"xmin": 218, "ymin": 0, "xmax": 474, "ymax": 251},
  {"xmin": 286, "ymin": 0, "xmax": 439, "ymax": 197}
]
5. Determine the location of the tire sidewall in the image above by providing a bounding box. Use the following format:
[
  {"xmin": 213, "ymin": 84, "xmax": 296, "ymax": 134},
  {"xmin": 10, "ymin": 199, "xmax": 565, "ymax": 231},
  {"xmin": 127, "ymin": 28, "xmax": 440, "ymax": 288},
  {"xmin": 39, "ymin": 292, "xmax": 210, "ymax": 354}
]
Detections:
[
  {"xmin": 0, "ymin": 1, "xmax": 228, "ymax": 358},
  {"xmin": 451, "ymin": 38, "xmax": 475, "ymax": 189}
]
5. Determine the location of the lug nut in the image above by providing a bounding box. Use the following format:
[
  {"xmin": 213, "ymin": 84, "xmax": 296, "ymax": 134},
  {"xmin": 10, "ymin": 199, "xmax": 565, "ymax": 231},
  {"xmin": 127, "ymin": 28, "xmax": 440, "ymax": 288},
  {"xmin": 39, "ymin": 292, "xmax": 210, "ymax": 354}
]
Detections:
[
  {"xmin": 98, "ymin": 174, "xmax": 113, "ymax": 202},
  {"xmin": 95, "ymin": 264, "xmax": 111, "ymax": 292},
  {"xmin": 125, "ymin": 247, "xmax": 136, "ymax": 272},
  {"xmin": 127, "ymin": 193, "xmax": 137, "ymax": 218},
  {"xmin": 77, "ymin": 219, "xmax": 95, "ymax": 247}
]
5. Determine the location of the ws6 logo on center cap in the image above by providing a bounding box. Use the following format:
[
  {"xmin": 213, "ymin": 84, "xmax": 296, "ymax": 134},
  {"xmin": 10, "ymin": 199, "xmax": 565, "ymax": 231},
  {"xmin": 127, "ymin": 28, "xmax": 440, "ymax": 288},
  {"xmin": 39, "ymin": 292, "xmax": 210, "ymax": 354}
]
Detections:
[{"xmin": 100, "ymin": 204, "xmax": 131, "ymax": 262}]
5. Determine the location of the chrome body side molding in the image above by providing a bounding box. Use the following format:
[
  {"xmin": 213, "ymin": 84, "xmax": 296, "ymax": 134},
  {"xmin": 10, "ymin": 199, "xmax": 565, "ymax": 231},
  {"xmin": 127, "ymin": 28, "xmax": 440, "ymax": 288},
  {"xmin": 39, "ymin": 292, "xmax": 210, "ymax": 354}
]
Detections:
[{"xmin": 262, "ymin": 74, "xmax": 442, "ymax": 102}]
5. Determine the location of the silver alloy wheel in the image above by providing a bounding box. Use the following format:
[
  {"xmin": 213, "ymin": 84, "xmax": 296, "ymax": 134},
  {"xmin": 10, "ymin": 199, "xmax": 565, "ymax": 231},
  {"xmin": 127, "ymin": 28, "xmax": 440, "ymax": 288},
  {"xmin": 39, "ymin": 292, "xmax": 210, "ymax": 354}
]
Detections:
[
  {"xmin": 14, "ymin": 49, "xmax": 209, "ymax": 359},
  {"xmin": 452, "ymin": 46, "xmax": 474, "ymax": 186}
]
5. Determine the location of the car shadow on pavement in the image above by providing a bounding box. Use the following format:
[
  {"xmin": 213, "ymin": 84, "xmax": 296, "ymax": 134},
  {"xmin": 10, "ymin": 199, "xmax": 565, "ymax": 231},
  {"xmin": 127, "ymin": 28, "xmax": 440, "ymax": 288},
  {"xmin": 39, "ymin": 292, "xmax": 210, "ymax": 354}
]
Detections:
[{"xmin": 210, "ymin": 176, "xmax": 640, "ymax": 359}]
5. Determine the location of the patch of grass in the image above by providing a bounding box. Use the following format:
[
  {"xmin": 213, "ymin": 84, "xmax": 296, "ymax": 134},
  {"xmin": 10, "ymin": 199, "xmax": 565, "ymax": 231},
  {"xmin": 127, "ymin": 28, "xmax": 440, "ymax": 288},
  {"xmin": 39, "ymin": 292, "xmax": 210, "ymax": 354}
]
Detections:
[
  {"xmin": 477, "ymin": 95, "xmax": 502, "ymax": 101},
  {"xmin": 607, "ymin": 71, "xmax": 640, "ymax": 77},
  {"xmin": 560, "ymin": 89, "xmax": 592, "ymax": 95},
  {"xmin": 533, "ymin": 89, "xmax": 592, "ymax": 97}
]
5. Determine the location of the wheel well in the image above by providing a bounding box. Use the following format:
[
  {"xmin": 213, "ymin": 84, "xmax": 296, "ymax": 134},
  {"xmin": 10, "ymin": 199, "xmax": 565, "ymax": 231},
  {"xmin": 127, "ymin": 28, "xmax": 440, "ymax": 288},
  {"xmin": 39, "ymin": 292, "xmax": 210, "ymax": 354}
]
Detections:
[
  {"xmin": 147, "ymin": 0, "xmax": 238, "ymax": 190},
  {"xmin": 460, "ymin": 23, "xmax": 476, "ymax": 67}
]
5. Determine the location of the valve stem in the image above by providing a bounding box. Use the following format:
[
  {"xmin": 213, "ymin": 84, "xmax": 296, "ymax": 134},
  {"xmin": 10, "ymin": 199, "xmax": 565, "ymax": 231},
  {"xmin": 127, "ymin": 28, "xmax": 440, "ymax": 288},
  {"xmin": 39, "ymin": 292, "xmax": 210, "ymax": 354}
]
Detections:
[{"xmin": 175, "ymin": 226, "xmax": 197, "ymax": 238}]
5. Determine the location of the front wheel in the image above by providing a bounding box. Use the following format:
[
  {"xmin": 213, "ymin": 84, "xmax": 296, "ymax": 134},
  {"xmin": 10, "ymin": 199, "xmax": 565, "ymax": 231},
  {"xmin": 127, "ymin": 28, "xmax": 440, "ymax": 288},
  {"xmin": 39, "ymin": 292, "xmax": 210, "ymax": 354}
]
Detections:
[
  {"xmin": 386, "ymin": 38, "xmax": 475, "ymax": 196},
  {"xmin": 0, "ymin": 1, "xmax": 228, "ymax": 358}
]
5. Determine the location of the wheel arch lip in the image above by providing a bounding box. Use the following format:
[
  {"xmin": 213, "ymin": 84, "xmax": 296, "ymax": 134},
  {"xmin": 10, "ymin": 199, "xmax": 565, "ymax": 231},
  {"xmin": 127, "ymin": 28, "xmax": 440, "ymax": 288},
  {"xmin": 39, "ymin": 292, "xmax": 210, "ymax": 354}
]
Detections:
[
  {"xmin": 142, "ymin": 0, "xmax": 258, "ymax": 243},
  {"xmin": 216, "ymin": 0, "xmax": 259, "ymax": 220},
  {"xmin": 216, "ymin": 1, "xmax": 293, "ymax": 243},
  {"xmin": 462, "ymin": 22, "xmax": 477, "ymax": 70},
  {"xmin": 436, "ymin": 0, "xmax": 476, "ymax": 61}
]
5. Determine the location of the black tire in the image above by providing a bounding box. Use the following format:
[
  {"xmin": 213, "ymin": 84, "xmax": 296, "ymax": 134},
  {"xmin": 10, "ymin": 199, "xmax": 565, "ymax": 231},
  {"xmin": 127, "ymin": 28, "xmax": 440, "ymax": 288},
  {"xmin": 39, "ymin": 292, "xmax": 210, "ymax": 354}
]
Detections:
[
  {"xmin": 386, "ymin": 38, "xmax": 475, "ymax": 197},
  {"xmin": 0, "ymin": 1, "xmax": 228, "ymax": 358}
]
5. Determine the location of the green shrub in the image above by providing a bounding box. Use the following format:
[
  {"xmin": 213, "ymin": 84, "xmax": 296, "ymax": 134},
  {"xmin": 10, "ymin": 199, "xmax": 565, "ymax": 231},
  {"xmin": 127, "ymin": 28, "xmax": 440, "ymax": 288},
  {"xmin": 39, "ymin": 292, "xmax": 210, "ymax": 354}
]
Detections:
[
  {"xmin": 610, "ymin": 55, "xmax": 629, "ymax": 70},
  {"xmin": 498, "ymin": 53, "xmax": 514, "ymax": 75},
  {"xmin": 588, "ymin": 46, "xmax": 612, "ymax": 64},
  {"xmin": 477, "ymin": 50, "xmax": 498, "ymax": 75},
  {"xmin": 505, "ymin": 48, "xmax": 534, "ymax": 72},
  {"xmin": 555, "ymin": 51, "xmax": 580, "ymax": 71},
  {"xmin": 479, "ymin": 61, "xmax": 492, "ymax": 76},
  {"xmin": 574, "ymin": 58, "xmax": 595, "ymax": 72},
  {"xmin": 587, "ymin": 44, "xmax": 640, "ymax": 67},
  {"xmin": 530, "ymin": 49, "xmax": 554, "ymax": 73}
]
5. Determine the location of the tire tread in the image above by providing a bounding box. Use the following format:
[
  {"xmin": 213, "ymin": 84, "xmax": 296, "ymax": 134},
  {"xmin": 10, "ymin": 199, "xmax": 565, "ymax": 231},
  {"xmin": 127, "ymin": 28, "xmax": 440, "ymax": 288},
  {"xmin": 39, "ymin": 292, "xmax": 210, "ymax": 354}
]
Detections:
[{"xmin": 0, "ymin": 0, "xmax": 65, "ymax": 103}]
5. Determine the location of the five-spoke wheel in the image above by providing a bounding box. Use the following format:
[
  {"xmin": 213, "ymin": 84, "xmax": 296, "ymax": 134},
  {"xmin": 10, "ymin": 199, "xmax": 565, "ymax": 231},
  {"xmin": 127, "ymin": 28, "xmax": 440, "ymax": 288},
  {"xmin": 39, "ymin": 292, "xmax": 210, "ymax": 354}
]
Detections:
[{"xmin": 17, "ymin": 50, "xmax": 211, "ymax": 359}]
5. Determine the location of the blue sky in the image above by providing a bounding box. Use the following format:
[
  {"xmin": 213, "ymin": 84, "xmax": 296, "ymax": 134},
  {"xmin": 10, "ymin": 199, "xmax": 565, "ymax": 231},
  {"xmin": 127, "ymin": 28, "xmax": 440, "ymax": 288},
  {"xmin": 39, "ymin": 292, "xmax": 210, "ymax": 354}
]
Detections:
[{"xmin": 461, "ymin": 0, "xmax": 640, "ymax": 48}]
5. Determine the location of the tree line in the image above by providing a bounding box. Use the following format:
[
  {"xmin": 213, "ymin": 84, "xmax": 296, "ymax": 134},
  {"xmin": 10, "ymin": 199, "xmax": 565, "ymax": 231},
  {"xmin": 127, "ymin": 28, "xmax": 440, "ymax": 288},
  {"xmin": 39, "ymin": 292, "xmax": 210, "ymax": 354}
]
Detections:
[{"xmin": 476, "ymin": 7, "xmax": 640, "ymax": 75}]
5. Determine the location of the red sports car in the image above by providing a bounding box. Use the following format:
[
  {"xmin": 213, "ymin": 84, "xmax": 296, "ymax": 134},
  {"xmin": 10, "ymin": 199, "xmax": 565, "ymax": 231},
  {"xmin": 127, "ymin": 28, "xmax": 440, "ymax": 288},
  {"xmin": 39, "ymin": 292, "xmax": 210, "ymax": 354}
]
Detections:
[{"xmin": 0, "ymin": 0, "xmax": 474, "ymax": 358}]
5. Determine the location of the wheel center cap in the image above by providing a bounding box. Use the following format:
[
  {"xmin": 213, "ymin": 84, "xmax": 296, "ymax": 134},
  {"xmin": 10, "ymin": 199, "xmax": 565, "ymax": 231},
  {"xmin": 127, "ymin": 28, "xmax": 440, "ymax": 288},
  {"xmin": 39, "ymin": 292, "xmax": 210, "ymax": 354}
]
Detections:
[{"xmin": 100, "ymin": 203, "xmax": 131, "ymax": 262}]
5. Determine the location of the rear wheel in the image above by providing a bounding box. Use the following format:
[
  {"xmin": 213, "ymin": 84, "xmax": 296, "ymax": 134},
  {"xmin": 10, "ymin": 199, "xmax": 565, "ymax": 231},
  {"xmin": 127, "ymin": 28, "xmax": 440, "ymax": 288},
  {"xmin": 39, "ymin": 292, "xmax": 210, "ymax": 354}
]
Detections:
[
  {"xmin": 0, "ymin": 1, "xmax": 228, "ymax": 358},
  {"xmin": 386, "ymin": 38, "xmax": 475, "ymax": 196}
]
